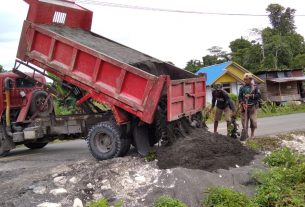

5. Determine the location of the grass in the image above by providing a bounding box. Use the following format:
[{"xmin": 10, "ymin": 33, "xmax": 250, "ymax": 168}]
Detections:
[
  {"xmin": 154, "ymin": 196, "xmax": 188, "ymax": 207},
  {"xmin": 87, "ymin": 198, "xmax": 122, "ymax": 207},
  {"xmin": 203, "ymin": 187, "xmax": 254, "ymax": 207},
  {"xmin": 202, "ymin": 148, "xmax": 305, "ymax": 207},
  {"xmin": 257, "ymin": 101, "xmax": 305, "ymax": 118},
  {"xmin": 144, "ymin": 150, "xmax": 157, "ymax": 162}
]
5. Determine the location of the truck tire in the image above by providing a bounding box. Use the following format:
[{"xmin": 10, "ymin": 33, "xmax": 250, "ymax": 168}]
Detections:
[
  {"xmin": 149, "ymin": 106, "xmax": 167, "ymax": 146},
  {"xmin": 29, "ymin": 90, "xmax": 53, "ymax": 117},
  {"xmin": 108, "ymin": 117, "xmax": 131, "ymax": 157},
  {"xmin": 24, "ymin": 142, "xmax": 48, "ymax": 149},
  {"xmin": 87, "ymin": 121, "xmax": 128, "ymax": 160},
  {"xmin": 120, "ymin": 138, "xmax": 131, "ymax": 156}
]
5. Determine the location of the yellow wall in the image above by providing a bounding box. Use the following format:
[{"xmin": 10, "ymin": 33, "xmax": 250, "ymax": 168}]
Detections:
[
  {"xmin": 213, "ymin": 64, "xmax": 264, "ymax": 85},
  {"xmin": 214, "ymin": 73, "xmax": 236, "ymax": 83},
  {"xmin": 226, "ymin": 65, "xmax": 245, "ymax": 80}
]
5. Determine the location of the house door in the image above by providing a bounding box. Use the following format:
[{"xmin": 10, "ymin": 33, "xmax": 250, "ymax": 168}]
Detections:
[{"xmin": 222, "ymin": 83, "xmax": 231, "ymax": 93}]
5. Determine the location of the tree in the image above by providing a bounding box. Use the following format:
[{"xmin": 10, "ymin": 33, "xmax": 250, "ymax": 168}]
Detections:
[
  {"xmin": 186, "ymin": 4, "xmax": 305, "ymax": 72},
  {"xmin": 0, "ymin": 65, "xmax": 7, "ymax": 73},
  {"xmin": 292, "ymin": 54, "xmax": 305, "ymax": 69},
  {"xmin": 229, "ymin": 38, "xmax": 262, "ymax": 72},
  {"xmin": 266, "ymin": 4, "xmax": 296, "ymax": 34},
  {"xmin": 185, "ymin": 59, "xmax": 202, "ymax": 73},
  {"xmin": 185, "ymin": 46, "xmax": 229, "ymax": 72},
  {"xmin": 229, "ymin": 38, "xmax": 252, "ymax": 53},
  {"xmin": 207, "ymin": 46, "xmax": 223, "ymax": 56},
  {"xmin": 202, "ymin": 55, "xmax": 218, "ymax": 67}
]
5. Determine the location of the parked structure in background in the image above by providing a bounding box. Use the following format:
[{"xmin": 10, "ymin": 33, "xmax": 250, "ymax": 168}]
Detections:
[
  {"xmin": 196, "ymin": 61, "xmax": 264, "ymax": 103},
  {"xmin": 255, "ymin": 69, "xmax": 305, "ymax": 103}
]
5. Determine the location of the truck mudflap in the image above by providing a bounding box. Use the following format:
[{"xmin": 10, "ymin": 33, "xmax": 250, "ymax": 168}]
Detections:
[{"xmin": 167, "ymin": 77, "xmax": 206, "ymax": 122}]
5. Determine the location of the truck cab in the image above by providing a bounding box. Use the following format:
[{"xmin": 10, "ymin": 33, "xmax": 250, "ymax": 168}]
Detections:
[
  {"xmin": 0, "ymin": 72, "xmax": 48, "ymax": 121},
  {"xmin": 0, "ymin": 72, "xmax": 54, "ymax": 156}
]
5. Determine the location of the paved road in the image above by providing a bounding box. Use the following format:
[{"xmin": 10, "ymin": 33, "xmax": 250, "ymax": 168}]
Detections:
[
  {"xmin": 0, "ymin": 139, "xmax": 92, "ymax": 171},
  {"xmin": 0, "ymin": 113, "xmax": 304, "ymax": 166},
  {"xmin": 208, "ymin": 113, "xmax": 305, "ymax": 137}
]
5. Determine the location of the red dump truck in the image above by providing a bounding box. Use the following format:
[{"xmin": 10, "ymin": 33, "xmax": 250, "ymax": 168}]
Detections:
[{"xmin": 3, "ymin": 0, "xmax": 206, "ymax": 159}]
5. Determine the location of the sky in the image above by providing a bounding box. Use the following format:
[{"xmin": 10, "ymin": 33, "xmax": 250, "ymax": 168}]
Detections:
[{"xmin": 0, "ymin": 0, "xmax": 305, "ymax": 70}]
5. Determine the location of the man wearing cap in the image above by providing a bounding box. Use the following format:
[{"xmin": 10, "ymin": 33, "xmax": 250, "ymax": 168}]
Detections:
[
  {"xmin": 209, "ymin": 83, "xmax": 236, "ymax": 135},
  {"xmin": 238, "ymin": 73, "xmax": 261, "ymax": 139}
]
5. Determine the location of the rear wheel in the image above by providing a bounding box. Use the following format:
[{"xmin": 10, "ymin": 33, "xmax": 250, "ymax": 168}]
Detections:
[
  {"xmin": 24, "ymin": 142, "xmax": 48, "ymax": 149},
  {"xmin": 149, "ymin": 106, "xmax": 167, "ymax": 146},
  {"xmin": 87, "ymin": 121, "xmax": 129, "ymax": 160}
]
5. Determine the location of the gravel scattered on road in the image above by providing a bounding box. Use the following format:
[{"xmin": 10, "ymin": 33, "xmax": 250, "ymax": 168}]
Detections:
[{"xmin": 282, "ymin": 134, "xmax": 305, "ymax": 154}]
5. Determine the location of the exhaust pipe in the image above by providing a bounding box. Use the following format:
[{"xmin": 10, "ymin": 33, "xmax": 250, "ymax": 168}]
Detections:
[{"xmin": 4, "ymin": 78, "xmax": 13, "ymax": 136}]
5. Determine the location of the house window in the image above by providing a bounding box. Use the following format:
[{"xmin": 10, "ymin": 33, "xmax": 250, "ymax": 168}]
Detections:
[{"xmin": 222, "ymin": 83, "xmax": 231, "ymax": 93}]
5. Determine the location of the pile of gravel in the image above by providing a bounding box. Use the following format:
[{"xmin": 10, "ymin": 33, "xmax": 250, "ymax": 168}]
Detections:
[{"xmin": 157, "ymin": 128, "xmax": 257, "ymax": 172}]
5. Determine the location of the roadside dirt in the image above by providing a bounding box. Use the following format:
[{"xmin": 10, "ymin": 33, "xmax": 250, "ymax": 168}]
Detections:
[
  {"xmin": 157, "ymin": 128, "xmax": 257, "ymax": 171},
  {"xmin": 0, "ymin": 129, "xmax": 260, "ymax": 207},
  {"xmin": 0, "ymin": 154, "xmax": 264, "ymax": 207}
]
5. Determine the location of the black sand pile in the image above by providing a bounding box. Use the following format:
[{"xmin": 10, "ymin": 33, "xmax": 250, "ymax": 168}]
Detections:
[{"xmin": 157, "ymin": 128, "xmax": 257, "ymax": 172}]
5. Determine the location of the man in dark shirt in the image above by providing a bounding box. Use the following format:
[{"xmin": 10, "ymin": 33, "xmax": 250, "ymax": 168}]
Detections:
[
  {"xmin": 209, "ymin": 83, "xmax": 236, "ymax": 134},
  {"xmin": 238, "ymin": 73, "xmax": 261, "ymax": 139}
]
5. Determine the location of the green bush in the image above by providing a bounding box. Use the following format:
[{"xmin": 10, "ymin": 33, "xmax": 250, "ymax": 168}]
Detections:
[
  {"xmin": 87, "ymin": 198, "xmax": 122, "ymax": 207},
  {"xmin": 258, "ymin": 102, "xmax": 305, "ymax": 117},
  {"xmin": 255, "ymin": 148, "xmax": 305, "ymax": 206},
  {"xmin": 260, "ymin": 101, "xmax": 278, "ymax": 114},
  {"xmin": 203, "ymin": 187, "xmax": 254, "ymax": 207},
  {"xmin": 87, "ymin": 198, "xmax": 109, "ymax": 207},
  {"xmin": 254, "ymin": 165, "xmax": 305, "ymax": 206},
  {"xmin": 264, "ymin": 147, "xmax": 300, "ymax": 168},
  {"xmin": 144, "ymin": 150, "xmax": 157, "ymax": 162},
  {"xmin": 203, "ymin": 148, "xmax": 305, "ymax": 207},
  {"xmin": 228, "ymin": 93, "xmax": 238, "ymax": 103},
  {"xmin": 154, "ymin": 196, "xmax": 188, "ymax": 207}
]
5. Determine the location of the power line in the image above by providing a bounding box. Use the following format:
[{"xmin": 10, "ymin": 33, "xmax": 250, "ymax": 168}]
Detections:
[{"xmin": 76, "ymin": 0, "xmax": 305, "ymax": 17}]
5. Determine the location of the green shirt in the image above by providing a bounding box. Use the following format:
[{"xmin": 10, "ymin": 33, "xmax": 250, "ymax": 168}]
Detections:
[{"xmin": 238, "ymin": 84, "xmax": 260, "ymax": 105}]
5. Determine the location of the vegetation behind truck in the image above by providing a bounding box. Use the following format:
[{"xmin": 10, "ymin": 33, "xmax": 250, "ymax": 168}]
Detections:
[{"xmin": 2, "ymin": 0, "xmax": 206, "ymax": 159}]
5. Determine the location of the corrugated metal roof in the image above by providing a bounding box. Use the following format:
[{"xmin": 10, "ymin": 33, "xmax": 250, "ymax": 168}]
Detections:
[
  {"xmin": 269, "ymin": 76, "xmax": 305, "ymax": 83},
  {"xmin": 195, "ymin": 61, "xmax": 231, "ymax": 85}
]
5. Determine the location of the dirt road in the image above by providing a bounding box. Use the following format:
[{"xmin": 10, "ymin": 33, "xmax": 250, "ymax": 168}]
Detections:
[{"xmin": 209, "ymin": 113, "xmax": 305, "ymax": 136}]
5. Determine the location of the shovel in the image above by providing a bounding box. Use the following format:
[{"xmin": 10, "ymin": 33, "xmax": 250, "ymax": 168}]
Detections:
[{"xmin": 240, "ymin": 99, "xmax": 249, "ymax": 141}]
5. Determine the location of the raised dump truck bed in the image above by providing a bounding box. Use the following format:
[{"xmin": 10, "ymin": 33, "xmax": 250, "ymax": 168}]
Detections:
[
  {"xmin": 14, "ymin": 0, "xmax": 206, "ymax": 158},
  {"xmin": 17, "ymin": 0, "xmax": 205, "ymax": 125}
]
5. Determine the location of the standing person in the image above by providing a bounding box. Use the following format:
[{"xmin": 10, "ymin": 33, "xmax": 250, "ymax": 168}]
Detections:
[
  {"xmin": 209, "ymin": 83, "xmax": 236, "ymax": 135},
  {"xmin": 238, "ymin": 73, "xmax": 261, "ymax": 139}
]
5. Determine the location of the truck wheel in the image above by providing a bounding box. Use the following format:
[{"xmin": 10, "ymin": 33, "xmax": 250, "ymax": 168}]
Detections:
[
  {"xmin": 119, "ymin": 138, "xmax": 131, "ymax": 156},
  {"xmin": 87, "ymin": 121, "xmax": 127, "ymax": 160},
  {"xmin": 108, "ymin": 118, "xmax": 131, "ymax": 157},
  {"xmin": 29, "ymin": 91, "xmax": 53, "ymax": 117},
  {"xmin": 149, "ymin": 106, "xmax": 167, "ymax": 146},
  {"xmin": 24, "ymin": 142, "xmax": 48, "ymax": 149}
]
